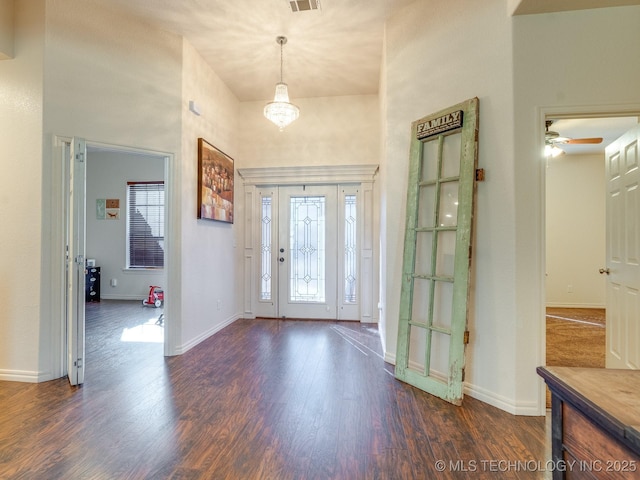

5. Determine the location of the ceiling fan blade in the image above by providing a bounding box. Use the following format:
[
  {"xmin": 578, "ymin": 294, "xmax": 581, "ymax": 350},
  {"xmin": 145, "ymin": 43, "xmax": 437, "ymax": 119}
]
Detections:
[{"xmin": 565, "ymin": 137, "xmax": 603, "ymax": 144}]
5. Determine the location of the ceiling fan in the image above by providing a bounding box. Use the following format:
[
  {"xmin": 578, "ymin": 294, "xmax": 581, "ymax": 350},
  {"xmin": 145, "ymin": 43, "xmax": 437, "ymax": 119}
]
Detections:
[{"xmin": 545, "ymin": 120, "xmax": 603, "ymax": 157}]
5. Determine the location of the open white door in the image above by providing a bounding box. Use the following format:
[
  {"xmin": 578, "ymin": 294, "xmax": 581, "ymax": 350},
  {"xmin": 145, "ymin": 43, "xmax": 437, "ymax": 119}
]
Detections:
[
  {"xmin": 67, "ymin": 137, "xmax": 86, "ymax": 385},
  {"xmin": 604, "ymin": 124, "xmax": 640, "ymax": 369}
]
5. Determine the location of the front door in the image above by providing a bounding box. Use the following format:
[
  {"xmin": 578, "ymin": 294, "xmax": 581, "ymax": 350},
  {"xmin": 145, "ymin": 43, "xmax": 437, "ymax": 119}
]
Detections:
[
  {"xmin": 604, "ymin": 124, "xmax": 640, "ymax": 369},
  {"xmin": 277, "ymin": 185, "xmax": 338, "ymax": 319},
  {"xmin": 252, "ymin": 183, "xmax": 364, "ymax": 320}
]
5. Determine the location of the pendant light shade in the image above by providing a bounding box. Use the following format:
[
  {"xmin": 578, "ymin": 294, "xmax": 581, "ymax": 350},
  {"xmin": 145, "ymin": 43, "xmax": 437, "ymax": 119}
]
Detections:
[{"xmin": 264, "ymin": 36, "xmax": 299, "ymax": 130}]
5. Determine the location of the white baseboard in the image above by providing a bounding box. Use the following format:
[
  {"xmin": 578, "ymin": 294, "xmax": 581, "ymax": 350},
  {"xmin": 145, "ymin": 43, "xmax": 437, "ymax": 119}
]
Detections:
[
  {"xmin": 383, "ymin": 350, "xmax": 544, "ymax": 416},
  {"xmin": 384, "ymin": 352, "xmax": 396, "ymax": 365},
  {"xmin": 360, "ymin": 318, "xmax": 379, "ymax": 324},
  {"xmin": 0, "ymin": 369, "xmax": 46, "ymax": 383},
  {"xmin": 463, "ymin": 382, "xmax": 542, "ymax": 416},
  {"xmin": 545, "ymin": 303, "xmax": 605, "ymax": 309},
  {"xmin": 99, "ymin": 294, "xmax": 145, "ymax": 301},
  {"xmin": 176, "ymin": 313, "xmax": 241, "ymax": 355},
  {"xmin": 0, "ymin": 314, "xmax": 242, "ymax": 384}
]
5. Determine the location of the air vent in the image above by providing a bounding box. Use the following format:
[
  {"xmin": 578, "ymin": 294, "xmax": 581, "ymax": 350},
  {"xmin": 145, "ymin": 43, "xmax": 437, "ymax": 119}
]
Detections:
[{"xmin": 289, "ymin": 0, "xmax": 321, "ymax": 12}]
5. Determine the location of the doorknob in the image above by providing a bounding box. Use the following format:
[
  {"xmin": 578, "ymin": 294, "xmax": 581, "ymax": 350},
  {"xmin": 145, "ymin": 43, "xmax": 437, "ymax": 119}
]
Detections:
[
  {"xmin": 279, "ymin": 257, "xmax": 285, "ymax": 263},
  {"xmin": 599, "ymin": 268, "xmax": 610, "ymax": 275}
]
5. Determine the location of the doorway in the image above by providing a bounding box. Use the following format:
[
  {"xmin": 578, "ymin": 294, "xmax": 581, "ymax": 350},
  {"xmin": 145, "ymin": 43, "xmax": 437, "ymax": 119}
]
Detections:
[
  {"xmin": 543, "ymin": 115, "xmax": 638, "ymax": 375},
  {"xmin": 254, "ymin": 184, "xmax": 359, "ymax": 320},
  {"xmin": 85, "ymin": 147, "xmax": 167, "ymax": 364},
  {"xmin": 238, "ymin": 165, "xmax": 379, "ymax": 323},
  {"xmin": 60, "ymin": 137, "xmax": 172, "ymax": 384}
]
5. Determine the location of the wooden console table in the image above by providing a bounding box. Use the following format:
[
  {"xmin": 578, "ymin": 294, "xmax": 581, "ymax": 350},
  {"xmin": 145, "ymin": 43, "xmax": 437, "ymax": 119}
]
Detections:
[{"xmin": 537, "ymin": 366, "xmax": 640, "ymax": 479}]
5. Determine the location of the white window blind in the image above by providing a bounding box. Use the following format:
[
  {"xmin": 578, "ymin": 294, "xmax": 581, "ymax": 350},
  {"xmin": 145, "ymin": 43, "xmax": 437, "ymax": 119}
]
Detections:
[{"xmin": 127, "ymin": 182, "xmax": 165, "ymax": 269}]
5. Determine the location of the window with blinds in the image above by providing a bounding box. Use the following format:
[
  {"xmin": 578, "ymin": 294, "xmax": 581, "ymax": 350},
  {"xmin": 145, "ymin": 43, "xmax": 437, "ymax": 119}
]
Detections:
[{"xmin": 127, "ymin": 182, "xmax": 165, "ymax": 269}]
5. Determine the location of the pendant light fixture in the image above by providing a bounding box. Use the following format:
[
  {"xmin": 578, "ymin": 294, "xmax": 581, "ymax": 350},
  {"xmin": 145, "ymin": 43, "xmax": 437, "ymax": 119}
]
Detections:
[{"xmin": 264, "ymin": 36, "xmax": 299, "ymax": 131}]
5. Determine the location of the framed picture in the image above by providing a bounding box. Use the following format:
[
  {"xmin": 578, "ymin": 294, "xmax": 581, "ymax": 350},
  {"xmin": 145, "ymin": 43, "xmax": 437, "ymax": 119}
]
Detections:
[{"xmin": 197, "ymin": 138, "xmax": 234, "ymax": 223}]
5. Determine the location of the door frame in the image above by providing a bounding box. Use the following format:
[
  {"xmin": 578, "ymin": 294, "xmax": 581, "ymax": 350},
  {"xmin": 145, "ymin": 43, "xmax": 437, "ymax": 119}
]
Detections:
[
  {"xmin": 50, "ymin": 136, "xmax": 179, "ymax": 381},
  {"xmin": 67, "ymin": 138, "xmax": 87, "ymax": 385},
  {"xmin": 238, "ymin": 164, "xmax": 379, "ymax": 322},
  {"xmin": 537, "ymin": 104, "xmax": 640, "ymax": 411}
]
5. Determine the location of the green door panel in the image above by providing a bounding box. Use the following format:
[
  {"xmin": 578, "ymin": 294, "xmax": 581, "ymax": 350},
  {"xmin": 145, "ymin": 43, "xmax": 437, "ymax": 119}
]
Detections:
[{"xmin": 395, "ymin": 98, "xmax": 479, "ymax": 406}]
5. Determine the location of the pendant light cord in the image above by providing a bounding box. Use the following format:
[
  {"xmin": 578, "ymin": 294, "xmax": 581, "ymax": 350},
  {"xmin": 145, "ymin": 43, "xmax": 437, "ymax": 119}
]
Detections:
[{"xmin": 280, "ymin": 39, "xmax": 284, "ymax": 83}]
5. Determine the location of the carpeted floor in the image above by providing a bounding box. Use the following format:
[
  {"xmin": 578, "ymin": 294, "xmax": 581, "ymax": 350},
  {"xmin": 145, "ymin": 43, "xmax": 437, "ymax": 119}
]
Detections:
[
  {"xmin": 546, "ymin": 307, "xmax": 606, "ymax": 368},
  {"xmin": 545, "ymin": 307, "xmax": 606, "ymax": 407},
  {"xmin": 546, "ymin": 307, "xmax": 606, "ymax": 328}
]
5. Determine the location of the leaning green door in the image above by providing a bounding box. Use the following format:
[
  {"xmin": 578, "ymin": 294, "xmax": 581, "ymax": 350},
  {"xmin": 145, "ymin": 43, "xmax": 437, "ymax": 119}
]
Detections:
[{"xmin": 395, "ymin": 98, "xmax": 479, "ymax": 406}]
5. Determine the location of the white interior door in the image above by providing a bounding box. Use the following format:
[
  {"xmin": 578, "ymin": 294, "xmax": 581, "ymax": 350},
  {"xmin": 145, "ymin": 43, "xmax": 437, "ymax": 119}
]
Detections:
[
  {"xmin": 277, "ymin": 185, "xmax": 338, "ymax": 319},
  {"xmin": 604, "ymin": 124, "xmax": 640, "ymax": 369},
  {"xmin": 67, "ymin": 137, "xmax": 86, "ymax": 385}
]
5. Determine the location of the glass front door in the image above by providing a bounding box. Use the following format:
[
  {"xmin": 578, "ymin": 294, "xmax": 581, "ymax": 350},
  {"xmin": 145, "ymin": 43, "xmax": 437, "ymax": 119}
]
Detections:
[
  {"xmin": 278, "ymin": 185, "xmax": 338, "ymax": 319},
  {"xmin": 253, "ymin": 184, "xmax": 363, "ymax": 320}
]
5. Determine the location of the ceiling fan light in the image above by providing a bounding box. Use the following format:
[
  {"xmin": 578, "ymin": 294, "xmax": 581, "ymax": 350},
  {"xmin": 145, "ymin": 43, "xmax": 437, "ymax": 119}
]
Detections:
[{"xmin": 545, "ymin": 144, "xmax": 564, "ymax": 157}]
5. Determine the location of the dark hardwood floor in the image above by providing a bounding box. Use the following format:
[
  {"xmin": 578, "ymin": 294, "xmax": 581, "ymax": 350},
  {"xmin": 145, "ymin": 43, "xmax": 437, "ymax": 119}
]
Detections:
[{"xmin": 0, "ymin": 300, "xmax": 549, "ymax": 479}]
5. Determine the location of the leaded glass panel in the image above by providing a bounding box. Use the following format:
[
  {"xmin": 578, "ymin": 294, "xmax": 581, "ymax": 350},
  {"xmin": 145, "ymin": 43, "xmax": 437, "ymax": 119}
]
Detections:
[
  {"xmin": 289, "ymin": 196, "xmax": 326, "ymax": 303},
  {"xmin": 344, "ymin": 194, "xmax": 357, "ymax": 303},
  {"xmin": 260, "ymin": 196, "xmax": 272, "ymax": 300}
]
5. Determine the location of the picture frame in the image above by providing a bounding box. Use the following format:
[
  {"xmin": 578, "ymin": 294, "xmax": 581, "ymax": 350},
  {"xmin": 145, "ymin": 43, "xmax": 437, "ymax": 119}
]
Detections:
[{"xmin": 197, "ymin": 138, "xmax": 234, "ymax": 223}]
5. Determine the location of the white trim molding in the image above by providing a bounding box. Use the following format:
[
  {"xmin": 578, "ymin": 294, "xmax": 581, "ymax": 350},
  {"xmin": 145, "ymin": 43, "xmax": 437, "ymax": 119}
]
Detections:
[
  {"xmin": 239, "ymin": 164, "xmax": 379, "ymax": 323},
  {"xmin": 238, "ymin": 164, "xmax": 379, "ymax": 186}
]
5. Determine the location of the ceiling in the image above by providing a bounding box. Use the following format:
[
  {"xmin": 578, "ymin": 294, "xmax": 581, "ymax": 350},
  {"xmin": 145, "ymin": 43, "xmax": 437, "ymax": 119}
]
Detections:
[
  {"xmin": 94, "ymin": 0, "xmax": 640, "ymax": 150},
  {"xmin": 94, "ymin": 0, "xmax": 640, "ymax": 103},
  {"xmin": 99, "ymin": 0, "xmax": 416, "ymax": 102},
  {"xmin": 513, "ymin": 0, "xmax": 640, "ymax": 16},
  {"xmin": 547, "ymin": 117, "xmax": 639, "ymax": 156}
]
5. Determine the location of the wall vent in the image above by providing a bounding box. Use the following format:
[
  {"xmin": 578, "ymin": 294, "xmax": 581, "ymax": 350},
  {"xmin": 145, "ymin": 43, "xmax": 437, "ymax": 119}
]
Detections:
[{"xmin": 289, "ymin": 0, "xmax": 321, "ymax": 12}]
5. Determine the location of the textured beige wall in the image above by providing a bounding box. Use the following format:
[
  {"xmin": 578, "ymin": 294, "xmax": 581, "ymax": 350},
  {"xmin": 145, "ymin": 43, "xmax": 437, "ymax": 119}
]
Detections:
[
  {"xmin": 545, "ymin": 154, "xmax": 606, "ymax": 308},
  {"xmin": 85, "ymin": 151, "xmax": 166, "ymax": 300},
  {"xmin": 0, "ymin": 0, "xmax": 44, "ymax": 380},
  {"xmin": 39, "ymin": 0, "xmax": 183, "ymax": 374},
  {"xmin": 0, "ymin": 0, "xmax": 243, "ymax": 380},
  {"xmin": 180, "ymin": 40, "xmax": 241, "ymax": 349},
  {"xmin": 237, "ymin": 94, "xmax": 381, "ymax": 324},
  {"xmin": 513, "ymin": 5, "xmax": 640, "ymax": 411},
  {"xmin": 383, "ymin": 0, "xmax": 519, "ymax": 412},
  {"xmin": 238, "ymin": 95, "xmax": 380, "ymax": 168}
]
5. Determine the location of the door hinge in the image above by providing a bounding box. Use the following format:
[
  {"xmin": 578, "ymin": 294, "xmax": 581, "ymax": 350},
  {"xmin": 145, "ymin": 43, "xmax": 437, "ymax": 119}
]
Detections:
[
  {"xmin": 476, "ymin": 168, "xmax": 485, "ymax": 182},
  {"xmin": 463, "ymin": 331, "xmax": 470, "ymax": 344},
  {"xmin": 76, "ymin": 152, "xmax": 85, "ymax": 163},
  {"xmin": 74, "ymin": 358, "xmax": 83, "ymax": 368},
  {"xmin": 461, "ymin": 368, "xmax": 465, "ymax": 382}
]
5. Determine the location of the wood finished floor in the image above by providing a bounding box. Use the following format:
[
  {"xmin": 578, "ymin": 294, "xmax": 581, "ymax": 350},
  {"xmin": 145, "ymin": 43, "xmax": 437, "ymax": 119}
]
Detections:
[{"xmin": 0, "ymin": 300, "xmax": 549, "ymax": 479}]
